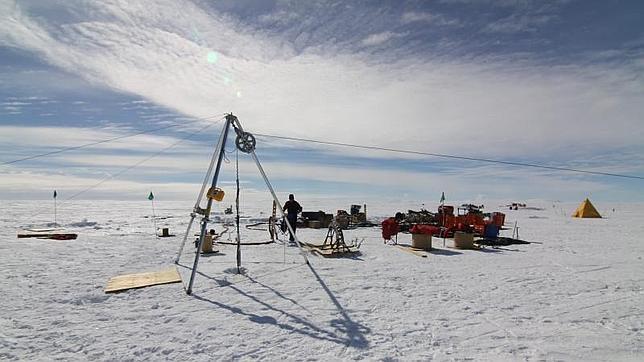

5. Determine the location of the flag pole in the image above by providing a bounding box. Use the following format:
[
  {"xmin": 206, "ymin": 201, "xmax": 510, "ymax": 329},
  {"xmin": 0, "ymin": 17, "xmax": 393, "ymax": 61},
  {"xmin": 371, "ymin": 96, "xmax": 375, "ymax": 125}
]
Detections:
[
  {"xmin": 441, "ymin": 192, "xmax": 446, "ymax": 247},
  {"xmin": 54, "ymin": 190, "xmax": 57, "ymax": 227},
  {"xmin": 152, "ymin": 199, "xmax": 158, "ymax": 238},
  {"xmin": 149, "ymin": 191, "xmax": 158, "ymax": 238}
]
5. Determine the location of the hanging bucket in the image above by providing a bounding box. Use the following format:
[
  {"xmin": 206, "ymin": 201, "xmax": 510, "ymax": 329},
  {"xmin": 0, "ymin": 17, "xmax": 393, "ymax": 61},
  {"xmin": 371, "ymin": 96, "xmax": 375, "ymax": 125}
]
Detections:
[{"xmin": 207, "ymin": 187, "xmax": 225, "ymax": 201}]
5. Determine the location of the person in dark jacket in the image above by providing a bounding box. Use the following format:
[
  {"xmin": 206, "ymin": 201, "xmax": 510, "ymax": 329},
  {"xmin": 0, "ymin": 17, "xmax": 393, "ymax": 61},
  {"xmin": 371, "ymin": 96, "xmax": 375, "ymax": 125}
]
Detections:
[{"xmin": 283, "ymin": 194, "xmax": 302, "ymax": 241}]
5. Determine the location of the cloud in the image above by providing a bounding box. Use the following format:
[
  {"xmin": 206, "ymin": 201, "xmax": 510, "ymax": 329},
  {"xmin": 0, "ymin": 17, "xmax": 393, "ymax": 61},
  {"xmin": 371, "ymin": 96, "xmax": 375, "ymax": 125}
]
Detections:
[
  {"xmin": 0, "ymin": 169, "xmax": 202, "ymax": 201},
  {"xmin": 0, "ymin": 125, "xmax": 205, "ymax": 156},
  {"xmin": 1, "ymin": 0, "xmax": 643, "ymax": 201},
  {"xmin": 5, "ymin": 2, "xmax": 642, "ymax": 155},
  {"xmin": 483, "ymin": 14, "xmax": 553, "ymax": 33},
  {"xmin": 400, "ymin": 11, "xmax": 458, "ymax": 26},
  {"xmin": 48, "ymin": 153, "xmax": 208, "ymax": 172},
  {"xmin": 0, "ymin": 122, "xmax": 639, "ymax": 202},
  {"xmin": 0, "ymin": 150, "xmax": 617, "ymax": 203},
  {"xmin": 361, "ymin": 31, "xmax": 400, "ymax": 46},
  {"xmin": 1, "ymin": 101, "xmax": 31, "ymax": 106},
  {"xmin": 1, "ymin": 0, "xmax": 640, "ymax": 161},
  {"xmin": 438, "ymin": 0, "xmax": 565, "ymax": 8},
  {"xmin": 257, "ymin": 10, "xmax": 300, "ymax": 26}
]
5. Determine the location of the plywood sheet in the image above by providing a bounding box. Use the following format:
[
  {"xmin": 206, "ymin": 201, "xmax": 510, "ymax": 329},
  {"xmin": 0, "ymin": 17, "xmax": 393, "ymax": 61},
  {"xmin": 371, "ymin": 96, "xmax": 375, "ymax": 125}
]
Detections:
[{"xmin": 104, "ymin": 267, "xmax": 182, "ymax": 293}]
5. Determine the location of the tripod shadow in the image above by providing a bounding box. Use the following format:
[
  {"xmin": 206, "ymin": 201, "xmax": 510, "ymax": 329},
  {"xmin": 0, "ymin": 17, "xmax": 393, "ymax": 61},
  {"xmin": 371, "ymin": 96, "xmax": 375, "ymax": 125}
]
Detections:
[
  {"xmin": 244, "ymin": 274, "xmax": 314, "ymax": 315},
  {"xmin": 188, "ymin": 262, "xmax": 370, "ymax": 349},
  {"xmin": 324, "ymin": 251, "xmax": 364, "ymax": 261},
  {"xmin": 305, "ymin": 262, "xmax": 370, "ymax": 349}
]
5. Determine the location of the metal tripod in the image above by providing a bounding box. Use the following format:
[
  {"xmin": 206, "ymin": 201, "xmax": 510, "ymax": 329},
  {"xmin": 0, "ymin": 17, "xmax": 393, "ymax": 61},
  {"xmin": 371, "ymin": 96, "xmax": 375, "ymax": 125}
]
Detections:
[{"xmin": 175, "ymin": 113, "xmax": 309, "ymax": 295}]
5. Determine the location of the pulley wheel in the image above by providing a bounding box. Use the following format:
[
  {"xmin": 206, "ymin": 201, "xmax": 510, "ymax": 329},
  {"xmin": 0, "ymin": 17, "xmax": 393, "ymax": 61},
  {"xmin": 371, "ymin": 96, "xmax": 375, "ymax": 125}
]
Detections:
[{"xmin": 235, "ymin": 131, "xmax": 256, "ymax": 153}]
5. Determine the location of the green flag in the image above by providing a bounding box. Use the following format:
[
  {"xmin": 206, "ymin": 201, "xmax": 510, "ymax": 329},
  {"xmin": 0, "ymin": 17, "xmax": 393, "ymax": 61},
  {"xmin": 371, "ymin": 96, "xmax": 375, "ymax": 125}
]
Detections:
[
  {"xmin": 440, "ymin": 192, "xmax": 445, "ymax": 203},
  {"xmin": 148, "ymin": 192, "xmax": 154, "ymax": 201}
]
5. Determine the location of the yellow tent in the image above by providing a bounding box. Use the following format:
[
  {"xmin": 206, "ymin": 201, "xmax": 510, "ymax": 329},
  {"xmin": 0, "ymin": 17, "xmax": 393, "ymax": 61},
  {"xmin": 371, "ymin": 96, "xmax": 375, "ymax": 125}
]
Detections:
[{"xmin": 572, "ymin": 198, "xmax": 602, "ymax": 218}]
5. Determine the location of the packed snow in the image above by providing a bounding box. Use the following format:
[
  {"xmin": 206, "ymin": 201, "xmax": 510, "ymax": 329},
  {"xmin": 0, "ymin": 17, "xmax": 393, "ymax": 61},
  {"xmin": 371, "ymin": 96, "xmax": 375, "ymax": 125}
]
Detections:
[{"xmin": 1, "ymin": 199, "xmax": 643, "ymax": 360}]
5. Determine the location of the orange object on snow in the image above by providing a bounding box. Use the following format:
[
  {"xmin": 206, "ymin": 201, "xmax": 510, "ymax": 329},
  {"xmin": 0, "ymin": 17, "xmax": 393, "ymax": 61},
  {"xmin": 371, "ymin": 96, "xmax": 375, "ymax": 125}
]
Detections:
[{"xmin": 381, "ymin": 218, "xmax": 399, "ymax": 241}]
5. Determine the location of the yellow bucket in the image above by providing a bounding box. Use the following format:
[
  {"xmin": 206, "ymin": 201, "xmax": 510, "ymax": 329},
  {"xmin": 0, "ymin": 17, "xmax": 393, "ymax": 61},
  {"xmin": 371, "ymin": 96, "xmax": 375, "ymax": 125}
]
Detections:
[
  {"xmin": 202, "ymin": 235, "xmax": 213, "ymax": 253},
  {"xmin": 207, "ymin": 187, "xmax": 225, "ymax": 201}
]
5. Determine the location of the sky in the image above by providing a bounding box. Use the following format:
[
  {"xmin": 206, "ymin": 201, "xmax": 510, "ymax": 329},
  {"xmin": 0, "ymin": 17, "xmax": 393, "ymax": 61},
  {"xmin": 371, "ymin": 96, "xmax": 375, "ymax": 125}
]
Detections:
[{"xmin": 0, "ymin": 0, "xmax": 643, "ymax": 205}]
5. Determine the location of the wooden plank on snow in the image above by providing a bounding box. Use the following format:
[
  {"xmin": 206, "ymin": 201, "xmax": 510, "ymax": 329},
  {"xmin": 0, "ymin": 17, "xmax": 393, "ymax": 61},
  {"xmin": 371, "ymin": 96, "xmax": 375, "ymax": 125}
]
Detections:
[
  {"xmin": 104, "ymin": 267, "xmax": 182, "ymax": 293},
  {"xmin": 394, "ymin": 244, "xmax": 429, "ymax": 258}
]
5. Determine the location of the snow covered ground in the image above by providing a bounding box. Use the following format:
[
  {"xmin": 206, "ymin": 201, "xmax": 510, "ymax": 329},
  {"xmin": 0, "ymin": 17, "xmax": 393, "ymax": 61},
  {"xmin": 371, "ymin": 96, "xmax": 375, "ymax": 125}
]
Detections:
[{"xmin": 1, "ymin": 199, "xmax": 643, "ymax": 361}]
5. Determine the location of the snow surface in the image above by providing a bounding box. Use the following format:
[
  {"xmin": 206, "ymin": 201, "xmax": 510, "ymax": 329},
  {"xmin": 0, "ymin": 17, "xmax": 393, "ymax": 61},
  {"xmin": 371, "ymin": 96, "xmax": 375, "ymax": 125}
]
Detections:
[{"xmin": 1, "ymin": 200, "xmax": 643, "ymax": 361}]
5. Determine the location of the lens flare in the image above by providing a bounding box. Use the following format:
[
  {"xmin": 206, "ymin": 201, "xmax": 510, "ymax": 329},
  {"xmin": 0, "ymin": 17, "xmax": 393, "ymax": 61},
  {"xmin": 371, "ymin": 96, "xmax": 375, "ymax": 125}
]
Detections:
[{"xmin": 207, "ymin": 51, "xmax": 218, "ymax": 64}]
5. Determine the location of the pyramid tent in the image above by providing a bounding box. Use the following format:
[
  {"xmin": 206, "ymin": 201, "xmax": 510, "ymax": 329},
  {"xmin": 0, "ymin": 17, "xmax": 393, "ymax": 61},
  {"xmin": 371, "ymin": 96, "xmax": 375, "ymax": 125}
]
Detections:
[{"xmin": 572, "ymin": 198, "xmax": 602, "ymax": 218}]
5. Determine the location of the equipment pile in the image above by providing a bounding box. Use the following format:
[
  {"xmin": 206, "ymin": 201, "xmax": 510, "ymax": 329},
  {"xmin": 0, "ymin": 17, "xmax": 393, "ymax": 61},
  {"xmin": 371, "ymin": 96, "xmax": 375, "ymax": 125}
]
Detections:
[{"xmin": 382, "ymin": 203, "xmax": 530, "ymax": 248}]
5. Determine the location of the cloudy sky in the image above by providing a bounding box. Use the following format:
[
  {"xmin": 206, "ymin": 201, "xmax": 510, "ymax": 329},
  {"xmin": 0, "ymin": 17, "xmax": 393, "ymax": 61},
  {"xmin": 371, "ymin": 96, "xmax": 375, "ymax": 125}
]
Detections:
[{"xmin": 1, "ymin": 0, "xmax": 643, "ymax": 204}]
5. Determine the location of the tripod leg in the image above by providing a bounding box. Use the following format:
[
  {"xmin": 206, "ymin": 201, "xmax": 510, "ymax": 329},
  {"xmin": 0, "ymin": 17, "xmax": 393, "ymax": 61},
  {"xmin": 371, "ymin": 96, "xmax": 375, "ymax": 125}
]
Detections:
[{"xmin": 175, "ymin": 214, "xmax": 196, "ymax": 264}]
